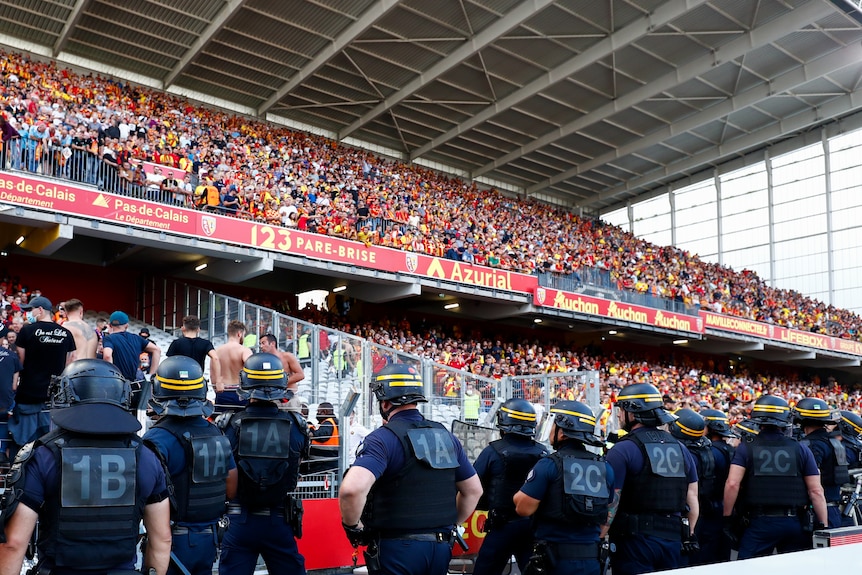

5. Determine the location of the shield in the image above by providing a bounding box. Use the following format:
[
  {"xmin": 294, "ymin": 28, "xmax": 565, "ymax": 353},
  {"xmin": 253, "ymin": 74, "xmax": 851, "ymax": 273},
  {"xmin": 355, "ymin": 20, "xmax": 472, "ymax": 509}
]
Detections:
[
  {"xmin": 405, "ymin": 253, "xmax": 418, "ymax": 273},
  {"xmin": 201, "ymin": 216, "xmax": 217, "ymax": 237},
  {"xmin": 451, "ymin": 419, "xmax": 499, "ymax": 463},
  {"xmin": 535, "ymin": 287, "xmax": 546, "ymax": 305}
]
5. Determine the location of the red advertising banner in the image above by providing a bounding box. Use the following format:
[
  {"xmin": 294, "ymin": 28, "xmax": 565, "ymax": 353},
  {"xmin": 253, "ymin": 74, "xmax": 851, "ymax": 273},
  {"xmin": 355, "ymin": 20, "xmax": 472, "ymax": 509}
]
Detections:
[
  {"xmin": 533, "ymin": 286, "xmax": 704, "ymax": 334},
  {"xmin": 0, "ymin": 173, "xmax": 536, "ymax": 293},
  {"xmin": 700, "ymin": 311, "xmax": 862, "ymax": 357}
]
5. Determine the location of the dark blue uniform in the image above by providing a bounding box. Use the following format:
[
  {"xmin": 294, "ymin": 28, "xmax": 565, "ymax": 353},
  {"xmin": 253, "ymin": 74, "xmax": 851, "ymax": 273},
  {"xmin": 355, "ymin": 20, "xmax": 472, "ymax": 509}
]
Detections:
[
  {"xmin": 353, "ymin": 409, "xmax": 476, "ymax": 575},
  {"xmin": 606, "ymin": 427, "xmax": 698, "ymax": 575},
  {"xmin": 689, "ymin": 440, "xmax": 732, "ymax": 564},
  {"xmin": 144, "ymin": 417, "xmax": 237, "ymax": 575},
  {"xmin": 519, "ymin": 445, "xmax": 615, "ymax": 575},
  {"xmin": 473, "ymin": 434, "xmax": 547, "ymax": 575},
  {"xmin": 802, "ymin": 428, "xmax": 849, "ymax": 528},
  {"xmin": 220, "ymin": 402, "xmax": 308, "ymax": 575},
  {"xmin": 16, "ymin": 433, "xmax": 168, "ymax": 574},
  {"xmin": 731, "ymin": 430, "xmax": 820, "ymax": 559}
]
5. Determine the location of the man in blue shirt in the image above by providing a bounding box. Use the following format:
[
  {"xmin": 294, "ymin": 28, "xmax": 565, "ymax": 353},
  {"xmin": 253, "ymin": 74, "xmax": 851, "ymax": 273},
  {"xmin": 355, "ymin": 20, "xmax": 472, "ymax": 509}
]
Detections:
[
  {"xmin": 144, "ymin": 355, "xmax": 237, "ymax": 575},
  {"xmin": 604, "ymin": 383, "xmax": 699, "ymax": 575},
  {"xmin": 339, "ymin": 363, "xmax": 483, "ymax": 575},
  {"xmin": 723, "ymin": 394, "xmax": 827, "ymax": 559},
  {"xmin": 515, "ymin": 401, "xmax": 614, "ymax": 575}
]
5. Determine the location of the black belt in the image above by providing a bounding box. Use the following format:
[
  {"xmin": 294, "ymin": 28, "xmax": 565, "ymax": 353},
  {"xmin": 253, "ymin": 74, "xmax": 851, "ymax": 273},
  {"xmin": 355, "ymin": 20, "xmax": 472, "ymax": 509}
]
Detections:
[
  {"xmin": 617, "ymin": 513, "xmax": 682, "ymax": 541},
  {"xmin": 172, "ymin": 525, "xmax": 214, "ymax": 535},
  {"xmin": 548, "ymin": 542, "xmax": 599, "ymax": 561},
  {"xmin": 227, "ymin": 504, "xmax": 282, "ymax": 517},
  {"xmin": 381, "ymin": 532, "xmax": 452, "ymax": 543},
  {"xmin": 755, "ymin": 507, "xmax": 798, "ymax": 517}
]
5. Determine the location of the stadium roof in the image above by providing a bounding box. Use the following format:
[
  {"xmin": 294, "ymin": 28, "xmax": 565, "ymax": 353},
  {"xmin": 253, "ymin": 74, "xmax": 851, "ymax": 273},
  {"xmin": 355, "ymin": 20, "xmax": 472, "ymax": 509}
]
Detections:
[{"xmin": 3, "ymin": 0, "xmax": 862, "ymax": 212}]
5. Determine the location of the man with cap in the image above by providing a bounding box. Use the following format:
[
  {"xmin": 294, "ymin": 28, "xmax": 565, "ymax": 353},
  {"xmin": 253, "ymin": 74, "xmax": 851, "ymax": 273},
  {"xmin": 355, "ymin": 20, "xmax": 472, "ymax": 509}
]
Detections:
[
  {"xmin": 339, "ymin": 363, "xmax": 483, "ymax": 575},
  {"xmin": 794, "ymin": 397, "xmax": 847, "ymax": 528},
  {"xmin": 723, "ymin": 395, "xmax": 827, "ymax": 558},
  {"xmin": 219, "ymin": 352, "xmax": 308, "ymax": 574},
  {"xmin": 10, "ymin": 296, "xmax": 75, "ymax": 459},
  {"xmin": 604, "ymin": 382, "xmax": 699, "ymax": 575},
  {"xmin": 102, "ymin": 310, "xmax": 161, "ymax": 407},
  {"xmin": 514, "ymin": 401, "xmax": 613, "ymax": 575},
  {"xmin": 140, "ymin": 326, "xmax": 156, "ymax": 371},
  {"xmin": 0, "ymin": 359, "xmax": 172, "ymax": 574},
  {"xmin": 144, "ymin": 355, "xmax": 237, "ymax": 575},
  {"xmin": 473, "ymin": 398, "xmax": 548, "ymax": 575}
]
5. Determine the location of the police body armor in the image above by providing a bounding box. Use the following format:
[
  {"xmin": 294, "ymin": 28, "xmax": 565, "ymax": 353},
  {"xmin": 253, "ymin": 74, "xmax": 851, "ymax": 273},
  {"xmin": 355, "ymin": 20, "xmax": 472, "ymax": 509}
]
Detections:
[
  {"xmin": 151, "ymin": 417, "xmax": 231, "ymax": 523},
  {"xmin": 231, "ymin": 410, "xmax": 303, "ymax": 509},
  {"xmin": 363, "ymin": 418, "xmax": 459, "ymax": 532},
  {"xmin": 535, "ymin": 444, "xmax": 610, "ymax": 528},
  {"xmin": 42, "ymin": 429, "xmax": 144, "ymax": 569},
  {"xmin": 481, "ymin": 437, "xmax": 545, "ymax": 519},
  {"xmin": 743, "ymin": 435, "xmax": 809, "ymax": 509},
  {"xmin": 684, "ymin": 439, "xmax": 717, "ymax": 514},
  {"xmin": 803, "ymin": 433, "xmax": 850, "ymax": 490},
  {"xmin": 619, "ymin": 429, "xmax": 688, "ymax": 514},
  {"xmin": 710, "ymin": 440, "xmax": 735, "ymax": 504}
]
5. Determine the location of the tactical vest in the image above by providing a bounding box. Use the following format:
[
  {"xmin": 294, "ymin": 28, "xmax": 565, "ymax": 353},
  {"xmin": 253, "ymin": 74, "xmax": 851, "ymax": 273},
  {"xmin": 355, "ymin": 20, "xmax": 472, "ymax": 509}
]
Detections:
[
  {"xmin": 803, "ymin": 434, "xmax": 850, "ymax": 488},
  {"xmin": 151, "ymin": 417, "xmax": 231, "ymax": 523},
  {"xmin": 231, "ymin": 410, "xmax": 303, "ymax": 509},
  {"xmin": 483, "ymin": 437, "xmax": 545, "ymax": 515},
  {"xmin": 362, "ymin": 417, "xmax": 459, "ymax": 532},
  {"xmin": 684, "ymin": 440, "xmax": 716, "ymax": 508},
  {"xmin": 742, "ymin": 435, "xmax": 809, "ymax": 509},
  {"xmin": 41, "ymin": 429, "xmax": 144, "ymax": 569},
  {"xmin": 536, "ymin": 445, "xmax": 610, "ymax": 527},
  {"xmin": 619, "ymin": 429, "xmax": 688, "ymax": 514}
]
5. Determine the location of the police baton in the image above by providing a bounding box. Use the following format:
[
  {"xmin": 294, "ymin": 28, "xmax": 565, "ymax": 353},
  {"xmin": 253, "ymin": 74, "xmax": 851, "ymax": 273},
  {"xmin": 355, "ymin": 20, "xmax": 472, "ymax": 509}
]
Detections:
[{"xmin": 170, "ymin": 550, "xmax": 193, "ymax": 575}]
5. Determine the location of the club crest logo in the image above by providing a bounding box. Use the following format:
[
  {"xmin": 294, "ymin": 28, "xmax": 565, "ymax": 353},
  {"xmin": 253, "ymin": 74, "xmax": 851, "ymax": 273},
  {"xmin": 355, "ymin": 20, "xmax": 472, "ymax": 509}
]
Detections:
[
  {"xmin": 201, "ymin": 216, "xmax": 217, "ymax": 237},
  {"xmin": 535, "ymin": 287, "xmax": 546, "ymax": 305},
  {"xmin": 405, "ymin": 253, "xmax": 418, "ymax": 273}
]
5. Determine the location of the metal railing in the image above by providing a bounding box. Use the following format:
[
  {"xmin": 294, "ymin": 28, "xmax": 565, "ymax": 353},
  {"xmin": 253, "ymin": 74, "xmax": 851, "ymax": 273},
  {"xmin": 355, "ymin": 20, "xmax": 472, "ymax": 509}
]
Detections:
[{"xmin": 138, "ymin": 277, "xmax": 599, "ymax": 498}]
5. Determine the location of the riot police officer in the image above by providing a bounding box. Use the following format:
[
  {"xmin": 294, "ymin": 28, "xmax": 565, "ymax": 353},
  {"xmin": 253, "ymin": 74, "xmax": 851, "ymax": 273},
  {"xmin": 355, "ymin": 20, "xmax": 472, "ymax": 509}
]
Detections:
[
  {"xmin": 514, "ymin": 401, "xmax": 614, "ymax": 575},
  {"xmin": 473, "ymin": 398, "xmax": 548, "ymax": 575},
  {"xmin": 0, "ymin": 359, "xmax": 172, "ymax": 574},
  {"xmin": 794, "ymin": 397, "xmax": 847, "ymax": 528},
  {"xmin": 723, "ymin": 394, "xmax": 827, "ymax": 559},
  {"xmin": 698, "ymin": 408, "xmax": 737, "ymax": 563},
  {"xmin": 143, "ymin": 355, "xmax": 238, "ymax": 575},
  {"xmin": 338, "ymin": 363, "xmax": 483, "ymax": 575},
  {"xmin": 219, "ymin": 352, "xmax": 309, "ymax": 575},
  {"xmin": 733, "ymin": 418, "xmax": 760, "ymax": 444},
  {"xmin": 604, "ymin": 382, "xmax": 699, "ymax": 575},
  {"xmin": 837, "ymin": 410, "xmax": 862, "ymax": 469}
]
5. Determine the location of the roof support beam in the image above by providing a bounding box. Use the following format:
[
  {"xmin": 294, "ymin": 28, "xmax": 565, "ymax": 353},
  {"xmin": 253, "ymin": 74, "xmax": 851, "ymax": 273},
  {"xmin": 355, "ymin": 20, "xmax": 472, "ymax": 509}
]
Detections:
[
  {"xmin": 470, "ymin": 0, "xmax": 835, "ymax": 180},
  {"xmin": 592, "ymin": 81, "xmax": 862, "ymax": 206},
  {"xmin": 528, "ymin": 40, "xmax": 862, "ymax": 196},
  {"xmin": 338, "ymin": 0, "xmax": 556, "ymax": 140},
  {"xmin": 164, "ymin": 0, "xmax": 249, "ymax": 89},
  {"xmin": 257, "ymin": 0, "xmax": 403, "ymax": 116},
  {"xmin": 409, "ymin": 0, "xmax": 710, "ymax": 162},
  {"xmin": 53, "ymin": 0, "xmax": 92, "ymax": 57}
]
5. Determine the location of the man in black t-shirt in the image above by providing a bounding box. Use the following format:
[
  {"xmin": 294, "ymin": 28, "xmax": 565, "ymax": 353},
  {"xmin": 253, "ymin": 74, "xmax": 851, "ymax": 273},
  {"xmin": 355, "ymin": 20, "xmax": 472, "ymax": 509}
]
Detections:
[
  {"xmin": 11, "ymin": 296, "xmax": 75, "ymax": 457},
  {"xmin": 167, "ymin": 315, "xmax": 221, "ymax": 393}
]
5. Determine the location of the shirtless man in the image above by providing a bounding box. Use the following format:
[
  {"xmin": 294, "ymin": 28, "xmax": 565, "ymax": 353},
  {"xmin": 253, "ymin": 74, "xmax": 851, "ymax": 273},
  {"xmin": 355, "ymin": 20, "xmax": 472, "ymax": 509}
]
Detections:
[
  {"xmin": 259, "ymin": 333, "xmax": 305, "ymax": 393},
  {"xmin": 214, "ymin": 320, "xmax": 253, "ymax": 411},
  {"xmin": 59, "ymin": 299, "xmax": 98, "ymax": 359}
]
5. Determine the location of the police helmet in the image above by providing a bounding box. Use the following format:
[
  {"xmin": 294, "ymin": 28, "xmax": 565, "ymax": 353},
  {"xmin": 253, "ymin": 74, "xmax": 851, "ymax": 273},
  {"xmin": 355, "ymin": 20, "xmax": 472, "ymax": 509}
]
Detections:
[
  {"xmin": 792, "ymin": 397, "xmax": 840, "ymax": 425},
  {"xmin": 150, "ymin": 355, "xmax": 214, "ymax": 417},
  {"xmin": 734, "ymin": 418, "xmax": 760, "ymax": 442},
  {"xmin": 238, "ymin": 352, "xmax": 289, "ymax": 401},
  {"xmin": 496, "ymin": 398, "xmax": 538, "ymax": 437},
  {"xmin": 371, "ymin": 363, "xmax": 427, "ymax": 405},
  {"xmin": 670, "ymin": 408, "xmax": 707, "ymax": 444},
  {"xmin": 50, "ymin": 359, "xmax": 140, "ymax": 434},
  {"xmin": 839, "ymin": 411, "xmax": 862, "ymax": 440},
  {"xmin": 700, "ymin": 409, "xmax": 737, "ymax": 438},
  {"xmin": 616, "ymin": 383, "xmax": 677, "ymax": 426},
  {"xmin": 750, "ymin": 395, "xmax": 792, "ymax": 428},
  {"xmin": 550, "ymin": 400, "xmax": 604, "ymax": 447}
]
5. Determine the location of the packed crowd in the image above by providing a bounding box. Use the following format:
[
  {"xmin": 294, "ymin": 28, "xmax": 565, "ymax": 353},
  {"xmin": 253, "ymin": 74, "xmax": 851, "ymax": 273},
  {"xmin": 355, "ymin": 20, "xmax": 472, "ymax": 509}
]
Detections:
[{"xmin": 1, "ymin": 50, "xmax": 861, "ymax": 342}]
